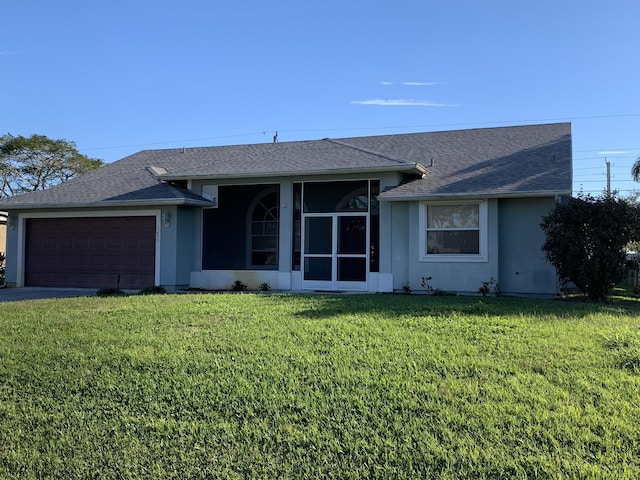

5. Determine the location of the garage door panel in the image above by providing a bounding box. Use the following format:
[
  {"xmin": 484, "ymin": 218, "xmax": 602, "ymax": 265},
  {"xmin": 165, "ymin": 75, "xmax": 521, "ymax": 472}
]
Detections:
[
  {"xmin": 74, "ymin": 237, "xmax": 89, "ymax": 248},
  {"xmin": 25, "ymin": 216, "xmax": 157, "ymax": 289}
]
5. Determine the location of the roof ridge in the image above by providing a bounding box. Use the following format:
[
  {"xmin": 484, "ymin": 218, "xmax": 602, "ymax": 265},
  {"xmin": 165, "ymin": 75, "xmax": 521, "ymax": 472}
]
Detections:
[
  {"xmin": 160, "ymin": 140, "xmax": 318, "ymax": 175},
  {"xmin": 165, "ymin": 180, "xmax": 202, "ymax": 200},
  {"xmin": 324, "ymin": 138, "xmax": 420, "ymax": 166}
]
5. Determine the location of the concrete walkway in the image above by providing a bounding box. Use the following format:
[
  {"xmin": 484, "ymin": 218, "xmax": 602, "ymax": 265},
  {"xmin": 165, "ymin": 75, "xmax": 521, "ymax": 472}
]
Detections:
[{"xmin": 0, "ymin": 287, "xmax": 96, "ymax": 302}]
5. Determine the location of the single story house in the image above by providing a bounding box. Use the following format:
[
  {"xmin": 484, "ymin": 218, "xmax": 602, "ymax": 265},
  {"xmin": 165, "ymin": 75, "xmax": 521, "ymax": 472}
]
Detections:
[{"xmin": 0, "ymin": 122, "xmax": 572, "ymax": 296}]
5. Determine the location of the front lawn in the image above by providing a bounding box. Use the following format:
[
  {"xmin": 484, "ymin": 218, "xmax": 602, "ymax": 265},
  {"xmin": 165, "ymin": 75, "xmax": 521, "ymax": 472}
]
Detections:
[{"xmin": 1, "ymin": 293, "xmax": 639, "ymax": 479}]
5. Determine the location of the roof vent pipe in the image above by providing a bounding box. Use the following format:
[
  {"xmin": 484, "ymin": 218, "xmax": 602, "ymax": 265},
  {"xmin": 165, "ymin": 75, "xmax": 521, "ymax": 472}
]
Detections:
[{"xmin": 273, "ymin": 131, "xmax": 278, "ymax": 144}]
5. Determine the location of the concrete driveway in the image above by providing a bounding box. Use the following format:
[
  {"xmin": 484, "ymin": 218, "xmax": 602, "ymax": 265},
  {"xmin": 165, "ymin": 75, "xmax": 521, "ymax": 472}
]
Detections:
[{"xmin": 0, "ymin": 287, "xmax": 96, "ymax": 302}]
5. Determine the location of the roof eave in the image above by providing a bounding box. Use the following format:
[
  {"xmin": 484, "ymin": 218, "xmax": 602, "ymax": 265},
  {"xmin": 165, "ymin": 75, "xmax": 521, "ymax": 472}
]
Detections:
[
  {"xmin": 157, "ymin": 163, "xmax": 428, "ymax": 181},
  {"xmin": 379, "ymin": 189, "xmax": 572, "ymax": 202},
  {"xmin": 0, "ymin": 198, "xmax": 214, "ymax": 211}
]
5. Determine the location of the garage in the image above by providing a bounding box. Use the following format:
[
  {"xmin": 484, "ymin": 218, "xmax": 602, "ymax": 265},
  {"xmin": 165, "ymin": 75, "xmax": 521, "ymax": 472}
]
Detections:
[{"xmin": 24, "ymin": 216, "xmax": 156, "ymax": 289}]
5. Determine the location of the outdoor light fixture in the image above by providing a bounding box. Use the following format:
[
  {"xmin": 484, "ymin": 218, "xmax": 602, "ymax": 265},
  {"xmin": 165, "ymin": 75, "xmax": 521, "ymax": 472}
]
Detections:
[
  {"xmin": 162, "ymin": 212, "xmax": 171, "ymax": 228},
  {"xmin": 7, "ymin": 216, "xmax": 16, "ymax": 230}
]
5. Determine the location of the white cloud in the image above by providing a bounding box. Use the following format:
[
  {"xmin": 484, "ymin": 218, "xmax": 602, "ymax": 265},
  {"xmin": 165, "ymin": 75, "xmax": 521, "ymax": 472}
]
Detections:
[
  {"xmin": 379, "ymin": 81, "xmax": 441, "ymax": 86},
  {"xmin": 402, "ymin": 82, "xmax": 441, "ymax": 86},
  {"xmin": 351, "ymin": 99, "xmax": 459, "ymax": 107}
]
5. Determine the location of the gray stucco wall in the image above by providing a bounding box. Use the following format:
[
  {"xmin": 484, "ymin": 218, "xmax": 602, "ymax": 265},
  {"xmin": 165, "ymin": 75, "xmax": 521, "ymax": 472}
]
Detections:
[
  {"xmin": 388, "ymin": 197, "xmax": 557, "ymax": 296},
  {"xmin": 498, "ymin": 197, "xmax": 558, "ymax": 296},
  {"xmin": 391, "ymin": 200, "xmax": 499, "ymax": 294},
  {"xmin": 158, "ymin": 205, "xmax": 200, "ymax": 290}
]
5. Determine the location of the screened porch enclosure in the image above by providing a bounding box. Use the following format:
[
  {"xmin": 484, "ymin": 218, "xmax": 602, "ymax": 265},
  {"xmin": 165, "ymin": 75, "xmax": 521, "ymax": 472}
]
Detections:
[
  {"xmin": 202, "ymin": 184, "xmax": 280, "ymax": 270},
  {"xmin": 200, "ymin": 180, "xmax": 379, "ymax": 291},
  {"xmin": 296, "ymin": 180, "xmax": 379, "ymax": 291}
]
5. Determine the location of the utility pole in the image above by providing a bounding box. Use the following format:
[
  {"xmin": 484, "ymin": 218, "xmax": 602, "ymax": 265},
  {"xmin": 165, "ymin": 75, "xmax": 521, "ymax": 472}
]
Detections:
[{"xmin": 605, "ymin": 158, "xmax": 611, "ymax": 195}]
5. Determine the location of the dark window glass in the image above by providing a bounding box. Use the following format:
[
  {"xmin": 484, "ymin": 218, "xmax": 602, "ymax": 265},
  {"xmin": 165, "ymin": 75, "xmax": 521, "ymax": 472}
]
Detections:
[
  {"xmin": 304, "ymin": 257, "xmax": 332, "ymax": 281},
  {"xmin": 292, "ymin": 183, "xmax": 301, "ymax": 270},
  {"xmin": 426, "ymin": 231, "xmax": 480, "ymax": 255},
  {"xmin": 370, "ymin": 181, "xmax": 379, "ymax": 272},
  {"xmin": 337, "ymin": 257, "xmax": 366, "ymax": 282},
  {"xmin": 337, "ymin": 216, "xmax": 366, "ymax": 254},
  {"xmin": 303, "ymin": 181, "xmax": 368, "ymax": 213},
  {"xmin": 202, "ymin": 185, "xmax": 279, "ymax": 270},
  {"xmin": 305, "ymin": 217, "xmax": 332, "ymax": 254},
  {"xmin": 425, "ymin": 203, "xmax": 480, "ymax": 255},
  {"xmin": 251, "ymin": 190, "xmax": 279, "ymax": 267}
]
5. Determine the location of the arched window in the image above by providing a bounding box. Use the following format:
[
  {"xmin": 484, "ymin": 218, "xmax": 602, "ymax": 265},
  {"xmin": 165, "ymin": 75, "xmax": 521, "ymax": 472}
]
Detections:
[
  {"xmin": 249, "ymin": 189, "xmax": 279, "ymax": 268},
  {"xmin": 336, "ymin": 186, "xmax": 370, "ymax": 212}
]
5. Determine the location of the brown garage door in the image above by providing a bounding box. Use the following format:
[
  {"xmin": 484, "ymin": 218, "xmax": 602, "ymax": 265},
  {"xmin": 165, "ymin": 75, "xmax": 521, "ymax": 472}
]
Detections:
[{"xmin": 25, "ymin": 216, "xmax": 156, "ymax": 289}]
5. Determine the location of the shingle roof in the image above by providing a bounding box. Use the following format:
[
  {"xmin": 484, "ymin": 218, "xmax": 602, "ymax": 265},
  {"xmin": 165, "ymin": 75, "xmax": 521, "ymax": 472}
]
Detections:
[
  {"xmin": 0, "ymin": 156, "xmax": 211, "ymax": 208},
  {"xmin": 150, "ymin": 138, "xmax": 426, "ymax": 179},
  {"xmin": 0, "ymin": 122, "xmax": 571, "ymax": 209},
  {"xmin": 355, "ymin": 122, "xmax": 572, "ymax": 199}
]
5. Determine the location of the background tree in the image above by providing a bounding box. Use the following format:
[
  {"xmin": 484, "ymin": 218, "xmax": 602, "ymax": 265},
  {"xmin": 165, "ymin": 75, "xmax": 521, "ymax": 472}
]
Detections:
[
  {"xmin": 632, "ymin": 156, "xmax": 640, "ymax": 182},
  {"xmin": 540, "ymin": 193, "xmax": 640, "ymax": 300},
  {"xmin": 0, "ymin": 134, "xmax": 103, "ymax": 198}
]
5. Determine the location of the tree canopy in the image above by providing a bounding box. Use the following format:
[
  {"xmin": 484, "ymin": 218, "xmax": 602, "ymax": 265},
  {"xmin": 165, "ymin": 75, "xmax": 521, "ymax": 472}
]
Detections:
[
  {"xmin": 632, "ymin": 157, "xmax": 640, "ymax": 183},
  {"xmin": 541, "ymin": 193, "xmax": 640, "ymax": 300},
  {"xmin": 0, "ymin": 134, "xmax": 103, "ymax": 198}
]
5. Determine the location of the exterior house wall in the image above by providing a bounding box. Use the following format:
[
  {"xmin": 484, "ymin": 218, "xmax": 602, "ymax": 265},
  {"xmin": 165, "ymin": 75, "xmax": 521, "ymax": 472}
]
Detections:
[
  {"xmin": 390, "ymin": 199, "xmax": 501, "ymax": 294},
  {"xmin": 3, "ymin": 196, "xmax": 563, "ymax": 296},
  {"xmin": 498, "ymin": 197, "xmax": 558, "ymax": 296},
  {"xmin": 388, "ymin": 197, "xmax": 559, "ymax": 297},
  {"xmin": 389, "ymin": 201, "xmax": 410, "ymax": 289},
  {"xmin": 157, "ymin": 205, "xmax": 200, "ymax": 290}
]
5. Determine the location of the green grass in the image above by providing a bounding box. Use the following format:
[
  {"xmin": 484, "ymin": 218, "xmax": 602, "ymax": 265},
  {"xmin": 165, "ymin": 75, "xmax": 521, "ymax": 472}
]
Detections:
[{"xmin": 1, "ymin": 293, "xmax": 639, "ymax": 479}]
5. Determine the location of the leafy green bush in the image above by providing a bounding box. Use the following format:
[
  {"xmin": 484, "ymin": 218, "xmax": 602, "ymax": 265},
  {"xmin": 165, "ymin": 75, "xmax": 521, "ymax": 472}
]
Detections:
[
  {"xmin": 137, "ymin": 285, "xmax": 167, "ymax": 295},
  {"xmin": 96, "ymin": 287, "xmax": 126, "ymax": 297},
  {"xmin": 541, "ymin": 193, "xmax": 640, "ymax": 300},
  {"xmin": 231, "ymin": 280, "xmax": 247, "ymax": 292},
  {"xmin": 478, "ymin": 277, "xmax": 500, "ymax": 297}
]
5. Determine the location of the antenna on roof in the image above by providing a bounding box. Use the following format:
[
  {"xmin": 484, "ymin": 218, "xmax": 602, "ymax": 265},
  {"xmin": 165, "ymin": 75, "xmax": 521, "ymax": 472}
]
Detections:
[{"xmin": 273, "ymin": 131, "xmax": 278, "ymax": 144}]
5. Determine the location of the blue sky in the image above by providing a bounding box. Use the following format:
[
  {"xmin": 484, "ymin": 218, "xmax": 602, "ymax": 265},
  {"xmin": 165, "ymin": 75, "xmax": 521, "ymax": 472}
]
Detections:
[{"xmin": 2, "ymin": 1, "xmax": 639, "ymax": 196}]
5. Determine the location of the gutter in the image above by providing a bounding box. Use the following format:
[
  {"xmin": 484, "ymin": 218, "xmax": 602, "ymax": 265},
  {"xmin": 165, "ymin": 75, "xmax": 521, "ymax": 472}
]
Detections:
[
  {"xmin": 378, "ymin": 190, "xmax": 572, "ymax": 202},
  {"xmin": 0, "ymin": 198, "xmax": 215, "ymax": 211},
  {"xmin": 157, "ymin": 163, "xmax": 428, "ymax": 182}
]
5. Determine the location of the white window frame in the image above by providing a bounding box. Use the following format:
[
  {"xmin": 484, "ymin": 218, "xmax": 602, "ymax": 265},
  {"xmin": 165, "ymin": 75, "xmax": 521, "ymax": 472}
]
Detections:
[{"xmin": 419, "ymin": 200, "xmax": 488, "ymax": 263}]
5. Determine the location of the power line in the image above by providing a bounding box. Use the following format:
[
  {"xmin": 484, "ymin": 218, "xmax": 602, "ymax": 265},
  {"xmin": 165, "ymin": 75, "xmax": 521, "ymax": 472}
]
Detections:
[{"xmin": 80, "ymin": 112, "xmax": 640, "ymax": 154}]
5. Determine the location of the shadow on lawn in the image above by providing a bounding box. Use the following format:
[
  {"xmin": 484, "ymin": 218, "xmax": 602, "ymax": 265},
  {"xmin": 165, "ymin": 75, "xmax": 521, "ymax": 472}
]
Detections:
[{"xmin": 283, "ymin": 293, "xmax": 640, "ymax": 320}]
